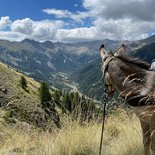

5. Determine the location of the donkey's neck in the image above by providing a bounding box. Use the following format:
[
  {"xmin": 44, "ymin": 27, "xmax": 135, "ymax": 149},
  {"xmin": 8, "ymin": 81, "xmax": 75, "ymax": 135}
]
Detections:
[
  {"xmin": 108, "ymin": 59, "xmax": 155, "ymax": 106},
  {"xmin": 108, "ymin": 59, "xmax": 146, "ymax": 96}
]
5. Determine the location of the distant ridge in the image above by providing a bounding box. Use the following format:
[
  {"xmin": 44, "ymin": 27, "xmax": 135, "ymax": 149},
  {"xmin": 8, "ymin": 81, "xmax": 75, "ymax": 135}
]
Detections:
[{"xmin": 0, "ymin": 35, "xmax": 155, "ymax": 100}]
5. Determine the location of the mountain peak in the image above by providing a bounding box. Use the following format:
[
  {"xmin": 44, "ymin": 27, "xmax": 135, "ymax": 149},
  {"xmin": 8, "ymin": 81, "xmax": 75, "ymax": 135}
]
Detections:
[
  {"xmin": 22, "ymin": 39, "xmax": 40, "ymax": 44},
  {"xmin": 42, "ymin": 41, "xmax": 55, "ymax": 48}
]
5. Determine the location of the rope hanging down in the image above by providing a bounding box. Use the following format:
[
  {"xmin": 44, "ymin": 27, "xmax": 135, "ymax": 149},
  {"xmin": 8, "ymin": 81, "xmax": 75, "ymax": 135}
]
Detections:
[{"xmin": 99, "ymin": 67, "xmax": 109, "ymax": 155}]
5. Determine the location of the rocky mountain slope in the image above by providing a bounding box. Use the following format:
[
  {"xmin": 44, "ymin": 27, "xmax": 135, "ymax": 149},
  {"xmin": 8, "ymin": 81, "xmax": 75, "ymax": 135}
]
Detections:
[
  {"xmin": 0, "ymin": 38, "xmax": 121, "ymax": 89},
  {"xmin": 0, "ymin": 35, "xmax": 155, "ymax": 100},
  {"xmin": 132, "ymin": 42, "xmax": 155, "ymax": 63}
]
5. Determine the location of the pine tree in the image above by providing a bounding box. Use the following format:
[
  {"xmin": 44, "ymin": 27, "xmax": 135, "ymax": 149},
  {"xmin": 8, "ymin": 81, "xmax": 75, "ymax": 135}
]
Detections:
[
  {"xmin": 69, "ymin": 92, "xmax": 74, "ymax": 102},
  {"xmin": 53, "ymin": 90, "xmax": 60, "ymax": 102},
  {"xmin": 64, "ymin": 93, "xmax": 72, "ymax": 112},
  {"xmin": 72, "ymin": 92, "xmax": 79, "ymax": 110},
  {"xmin": 39, "ymin": 82, "xmax": 51, "ymax": 103},
  {"xmin": 53, "ymin": 90, "xmax": 66, "ymax": 113},
  {"xmin": 39, "ymin": 82, "xmax": 61, "ymax": 128},
  {"xmin": 20, "ymin": 75, "xmax": 27, "ymax": 90}
]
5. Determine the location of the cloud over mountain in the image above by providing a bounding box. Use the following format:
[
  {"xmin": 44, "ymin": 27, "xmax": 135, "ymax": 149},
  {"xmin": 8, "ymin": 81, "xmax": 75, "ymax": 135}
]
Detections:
[{"xmin": 0, "ymin": 0, "xmax": 155, "ymax": 42}]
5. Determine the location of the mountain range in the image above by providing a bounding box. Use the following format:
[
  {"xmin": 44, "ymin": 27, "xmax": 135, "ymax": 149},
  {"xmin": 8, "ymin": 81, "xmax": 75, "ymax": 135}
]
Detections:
[{"xmin": 0, "ymin": 35, "xmax": 155, "ymax": 100}]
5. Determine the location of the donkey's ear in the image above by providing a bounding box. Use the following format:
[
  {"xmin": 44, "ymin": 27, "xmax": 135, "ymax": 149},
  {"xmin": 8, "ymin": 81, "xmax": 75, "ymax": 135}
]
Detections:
[
  {"xmin": 114, "ymin": 44, "xmax": 125, "ymax": 56},
  {"xmin": 100, "ymin": 44, "xmax": 108, "ymax": 61}
]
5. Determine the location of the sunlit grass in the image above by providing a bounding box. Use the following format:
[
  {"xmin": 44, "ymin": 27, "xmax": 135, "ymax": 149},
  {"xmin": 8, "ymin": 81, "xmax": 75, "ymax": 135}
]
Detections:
[{"xmin": 0, "ymin": 109, "xmax": 144, "ymax": 155}]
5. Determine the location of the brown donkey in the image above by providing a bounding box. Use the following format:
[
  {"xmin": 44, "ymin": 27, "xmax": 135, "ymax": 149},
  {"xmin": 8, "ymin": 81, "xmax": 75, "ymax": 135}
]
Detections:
[{"xmin": 100, "ymin": 44, "xmax": 155, "ymax": 155}]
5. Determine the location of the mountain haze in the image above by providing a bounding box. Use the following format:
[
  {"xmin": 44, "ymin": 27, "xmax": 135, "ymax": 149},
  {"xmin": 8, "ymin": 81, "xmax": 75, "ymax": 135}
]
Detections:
[{"xmin": 0, "ymin": 35, "xmax": 155, "ymax": 100}]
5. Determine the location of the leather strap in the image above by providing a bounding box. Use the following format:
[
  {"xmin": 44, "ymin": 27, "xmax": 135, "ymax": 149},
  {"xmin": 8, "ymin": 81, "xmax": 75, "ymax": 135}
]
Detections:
[{"xmin": 101, "ymin": 56, "xmax": 114, "ymax": 79}]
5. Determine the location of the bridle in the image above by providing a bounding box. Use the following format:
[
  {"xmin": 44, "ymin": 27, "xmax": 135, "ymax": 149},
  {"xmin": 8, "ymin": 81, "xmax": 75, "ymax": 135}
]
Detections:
[
  {"xmin": 99, "ymin": 55, "xmax": 114, "ymax": 155},
  {"xmin": 101, "ymin": 56, "xmax": 115, "ymax": 96}
]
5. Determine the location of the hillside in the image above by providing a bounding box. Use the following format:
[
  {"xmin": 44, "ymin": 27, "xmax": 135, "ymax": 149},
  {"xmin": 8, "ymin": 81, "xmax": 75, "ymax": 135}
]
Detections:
[
  {"xmin": 70, "ymin": 58, "xmax": 103, "ymax": 100},
  {"xmin": 132, "ymin": 42, "xmax": 155, "ymax": 63},
  {"xmin": 0, "ymin": 62, "xmax": 59, "ymax": 128}
]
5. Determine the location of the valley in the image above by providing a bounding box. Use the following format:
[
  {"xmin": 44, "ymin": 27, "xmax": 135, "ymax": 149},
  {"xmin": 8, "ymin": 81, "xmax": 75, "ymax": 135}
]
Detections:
[
  {"xmin": 53, "ymin": 72, "xmax": 80, "ymax": 93},
  {"xmin": 0, "ymin": 35, "xmax": 155, "ymax": 101}
]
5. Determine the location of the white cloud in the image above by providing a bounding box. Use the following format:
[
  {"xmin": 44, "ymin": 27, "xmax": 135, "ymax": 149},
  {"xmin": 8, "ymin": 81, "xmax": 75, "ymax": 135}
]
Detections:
[
  {"xmin": 83, "ymin": 0, "xmax": 155, "ymax": 21},
  {"xmin": 82, "ymin": 0, "xmax": 155, "ymax": 40},
  {"xmin": 31, "ymin": 20, "xmax": 57, "ymax": 41},
  {"xmin": 55, "ymin": 27, "xmax": 97, "ymax": 42},
  {"xmin": 40, "ymin": 0, "xmax": 155, "ymax": 42},
  {"xmin": 43, "ymin": 8, "xmax": 90, "ymax": 23},
  {"xmin": 0, "ymin": 31, "xmax": 26, "ymax": 41},
  {"xmin": 0, "ymin": 16, "xmax": 11, "ymax": 30},
  {"xmin": 0, "ymin": 0, "xmax": 155, "ymax": 42},
  {"xmin": 71, "ymin": 12, "xmax": 91, "ymax": 23},
  {"xmin": 93, "ymin": 18, "xmax": 155, "ymax": 40},
  {"xmin": 43, "ymin": 9, "xmax": 72, "ymax": 18},
  {"xmin": 10, "ymin": 18, "xmax": 65, "ymax": 41},
  {"xmin": 11, "ymin": 18, "xmax": 33, "ymax": 35}
]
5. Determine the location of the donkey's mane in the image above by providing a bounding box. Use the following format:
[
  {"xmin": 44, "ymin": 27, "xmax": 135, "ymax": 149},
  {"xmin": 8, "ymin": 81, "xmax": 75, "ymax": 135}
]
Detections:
[{"xmin": 116, "ymin": 55, "xmax": 150, "ymax": 70}]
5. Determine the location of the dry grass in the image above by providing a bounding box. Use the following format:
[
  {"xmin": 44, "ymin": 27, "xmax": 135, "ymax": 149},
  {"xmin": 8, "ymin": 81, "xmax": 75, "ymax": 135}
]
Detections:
[{"xmin": 0, "ymin": 109, "xmax": 144, "ymax": 155}]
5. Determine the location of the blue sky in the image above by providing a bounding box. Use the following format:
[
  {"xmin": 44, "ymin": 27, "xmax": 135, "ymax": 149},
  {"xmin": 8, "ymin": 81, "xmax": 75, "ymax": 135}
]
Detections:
[
  {"xmin": 0, "ymin": 0, "xmax": 154, "ymax": 42},
  {"xmin": 0, "ymin": 0, "xmax": 84, "ymax": 20}
]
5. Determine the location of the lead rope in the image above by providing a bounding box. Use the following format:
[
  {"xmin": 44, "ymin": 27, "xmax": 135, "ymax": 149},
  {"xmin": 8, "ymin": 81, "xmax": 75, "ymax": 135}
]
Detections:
[{"xmin": 99, "ymin": 67, "xmax": 109, "ymax": 155}]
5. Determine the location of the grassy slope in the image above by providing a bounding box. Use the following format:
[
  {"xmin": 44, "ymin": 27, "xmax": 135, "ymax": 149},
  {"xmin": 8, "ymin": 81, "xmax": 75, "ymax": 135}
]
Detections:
[
  {"xmin": 0, "ymin": 109, "xmax": 143, "ymax": 155},
  {"xmin": 0, "ymin": 61, "xmax": 52, "ymax": 128}
]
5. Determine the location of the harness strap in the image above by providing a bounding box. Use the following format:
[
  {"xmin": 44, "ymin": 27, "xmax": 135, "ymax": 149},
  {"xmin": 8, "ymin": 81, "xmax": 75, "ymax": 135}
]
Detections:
[{"xmin": 99, "ymin": 56, "xmax": 113, "ymax": 155}]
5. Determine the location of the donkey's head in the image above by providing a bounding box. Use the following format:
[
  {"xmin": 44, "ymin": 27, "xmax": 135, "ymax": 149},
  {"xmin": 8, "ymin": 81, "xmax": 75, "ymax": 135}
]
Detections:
[
  {"xmin": 100, "ymin": 44, "xmax": 125, "ymax": 99},
  {"xmin": 100, "ymin": 45, "xmax": 125, "ymax": 99},
  {"xmin": 100, "ymin": 44, "xmax": 151, "ymax": 102}
]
